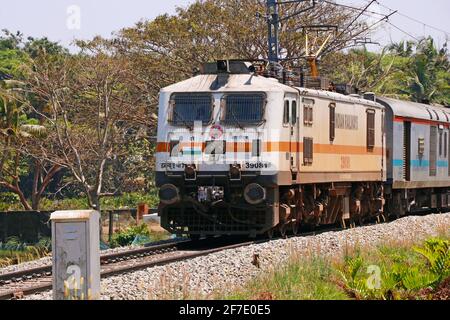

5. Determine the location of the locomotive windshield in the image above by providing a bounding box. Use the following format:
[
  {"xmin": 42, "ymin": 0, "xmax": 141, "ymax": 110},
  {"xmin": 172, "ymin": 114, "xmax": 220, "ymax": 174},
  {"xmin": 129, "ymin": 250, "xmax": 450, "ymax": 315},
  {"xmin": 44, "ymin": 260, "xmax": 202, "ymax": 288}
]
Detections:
[
  {"xmin": 169, "ymin": 93, "xmax": 213, "ymax": 125},
  {"xmin": 222, "ymin": 93, "xmax": 266, "ymax": 125}
]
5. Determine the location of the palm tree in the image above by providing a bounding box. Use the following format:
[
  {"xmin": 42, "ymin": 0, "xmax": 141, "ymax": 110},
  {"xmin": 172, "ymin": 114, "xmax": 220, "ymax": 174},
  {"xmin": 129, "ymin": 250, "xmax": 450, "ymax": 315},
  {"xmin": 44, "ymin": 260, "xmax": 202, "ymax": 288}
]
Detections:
[
  {"xmin": 0, "ymin": 78, "xmax": 51, "ymax": 210},
  {"xmin": 399, "ymin": 37, "xmax": 450, "ymax": 105},
  {"xmin": 388, "ymin": 40, "xmax": 415, "ymax": 58}
]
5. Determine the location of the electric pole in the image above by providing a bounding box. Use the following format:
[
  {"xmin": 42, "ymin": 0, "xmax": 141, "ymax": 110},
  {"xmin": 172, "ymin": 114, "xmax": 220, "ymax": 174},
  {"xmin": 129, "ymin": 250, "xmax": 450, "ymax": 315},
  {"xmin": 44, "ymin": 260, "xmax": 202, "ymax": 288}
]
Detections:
[{"xmin": 267, "ymin": 0, "xmax": 280, "ymax": 63}]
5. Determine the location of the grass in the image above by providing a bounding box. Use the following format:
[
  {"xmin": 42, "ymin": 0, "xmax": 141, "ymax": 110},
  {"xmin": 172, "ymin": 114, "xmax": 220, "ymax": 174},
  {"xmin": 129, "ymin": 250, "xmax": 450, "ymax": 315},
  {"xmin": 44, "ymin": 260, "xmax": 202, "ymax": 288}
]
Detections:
[
  {"xmin": 227, "ymin": 255, "xmax": 349, "ymax": 300},
  {"xmin": 0, "ymin": 237, "xmax": 51, "ymax": 267},
  {"xmin": 220, "ymin": 236, "xmax": 449, "ymax": 301},
  {"xmin": 109, "ymin": 222, "xmax": 171, "ymax": 248}
]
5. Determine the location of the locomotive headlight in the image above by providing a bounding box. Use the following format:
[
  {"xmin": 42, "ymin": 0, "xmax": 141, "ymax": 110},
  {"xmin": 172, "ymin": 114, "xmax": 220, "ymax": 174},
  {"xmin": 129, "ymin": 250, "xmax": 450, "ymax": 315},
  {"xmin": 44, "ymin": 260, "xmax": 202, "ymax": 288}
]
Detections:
[
  {"xmin": 159, "ymin": 184, "xmax": 180, "ymax": 205},
  {"xmin": 230, "ymin": 164, "xmax": 241, "ymax": 180},
  {"xmin": 184, "ymin": 164, "xmax": 197, "ymax": 180},
  {"xmin": 244, "ymin": 183, "xmax": 266, "ymax": 205}
]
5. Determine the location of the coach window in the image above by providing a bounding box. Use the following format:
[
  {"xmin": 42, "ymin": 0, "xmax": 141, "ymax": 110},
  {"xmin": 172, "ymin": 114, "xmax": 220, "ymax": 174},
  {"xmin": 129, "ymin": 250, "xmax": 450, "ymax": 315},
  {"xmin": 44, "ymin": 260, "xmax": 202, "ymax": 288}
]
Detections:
[
  {"xmin": 303, "ymin": 137, "xmax": 313, "ymax": 166},
  {"xmin": 283, "ymin": 101, "xmax": 289, "ymax": 125},
  {"xmin": 444, "ymin": 131, "xmax": 448, "ymax": 158},
  {"xmin": 448, "ymin": 130, "xmax": 450, "ymax": 177},
  {"xmin": 303, "ymin": 98, "xmax": 314, "ymax": 126},
  {"xmin": 430, "ymin": 126, "xmax": 437, "ymax": 177},
  {"xmin": 367, "ymin": 109, "xmax": 376, "ymax": 150},
  {"xmin": 329, "ymin": 103, "xmax": 336, "ymax": 142}
]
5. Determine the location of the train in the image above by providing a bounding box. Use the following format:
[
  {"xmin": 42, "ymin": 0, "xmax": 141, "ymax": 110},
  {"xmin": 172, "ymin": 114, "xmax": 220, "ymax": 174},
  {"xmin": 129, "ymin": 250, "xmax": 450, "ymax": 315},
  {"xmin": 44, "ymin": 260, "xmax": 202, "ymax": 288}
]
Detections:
[{"xmin": 155, "ymin": 60, "xmax": 450, "ymax": 239}]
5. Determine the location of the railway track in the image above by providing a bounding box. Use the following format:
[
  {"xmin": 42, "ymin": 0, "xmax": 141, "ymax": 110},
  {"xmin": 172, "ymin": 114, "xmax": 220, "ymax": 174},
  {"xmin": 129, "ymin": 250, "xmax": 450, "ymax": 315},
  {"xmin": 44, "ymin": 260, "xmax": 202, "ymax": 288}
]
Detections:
[
  {"xmin": 0, "ymin": 237, "xmax": 255, "ymax": 300},
  {"xmin": 0, "ymin": 239, "xmax": 188, "ymax": 300}
]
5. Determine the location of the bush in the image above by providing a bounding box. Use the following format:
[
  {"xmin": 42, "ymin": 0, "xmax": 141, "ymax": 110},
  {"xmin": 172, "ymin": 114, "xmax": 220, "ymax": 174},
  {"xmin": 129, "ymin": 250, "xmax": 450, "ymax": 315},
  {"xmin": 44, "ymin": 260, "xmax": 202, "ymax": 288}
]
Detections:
[
  {"xmin": 110, "ymin": 223, "xmax": 151, "ymax": 248},
  {"xmin": 0, "ymin": 237, "xmax": 52, "ymax": 267},
  {"xmin": 37, "ymin": 191, "xmax": 159, "ymax": 211},
  {"xmin": 414, "ymin": 238, "xmax": 449, "ymax": 286},
  {"xmin": 100, "ymin": 191, "xmax": 159, "ymax": 210},
  {"xmin": 0, "ymin": 193, "xmax": 21, "ymax": 211},
  {"xmin": 339, "ymin": 238, "xmax": 450, "ymax": 300}
]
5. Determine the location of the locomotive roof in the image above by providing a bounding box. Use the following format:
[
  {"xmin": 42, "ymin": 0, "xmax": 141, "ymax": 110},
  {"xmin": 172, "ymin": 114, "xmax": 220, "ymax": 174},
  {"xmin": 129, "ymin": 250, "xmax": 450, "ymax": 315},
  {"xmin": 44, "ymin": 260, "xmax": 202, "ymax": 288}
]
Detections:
[
  {"xmin": 161, "ymin": 74, "xmax": 298, "ymax": 94},
  {"xmin": 378, "ymin": 97, "xmax": 450, "ymax": 123},
  {"xmin": 161, "ymin": 74, "xmax": 382, "ymax": 108},
  {"xmin": 293, "ymin": 87, "xmax": 383, "ymax": 109}
]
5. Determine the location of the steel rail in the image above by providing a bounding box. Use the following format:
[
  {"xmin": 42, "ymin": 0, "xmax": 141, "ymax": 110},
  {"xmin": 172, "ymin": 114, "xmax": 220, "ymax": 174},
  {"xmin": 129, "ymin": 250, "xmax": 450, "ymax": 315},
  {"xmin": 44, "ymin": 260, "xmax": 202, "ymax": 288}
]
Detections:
[
  {"xmin": 0, "ymin": 238, "xmax": 254, "ymax": 300},
  {"xmin": 0, "ymin": 239, "xmax": 190, "ymax": 300}
]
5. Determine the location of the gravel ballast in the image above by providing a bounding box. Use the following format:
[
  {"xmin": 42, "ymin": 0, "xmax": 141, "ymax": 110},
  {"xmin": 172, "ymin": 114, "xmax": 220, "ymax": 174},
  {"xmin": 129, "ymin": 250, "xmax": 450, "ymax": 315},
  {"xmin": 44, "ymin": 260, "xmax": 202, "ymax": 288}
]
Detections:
[{"xmin": 22, "ymin": 213, "xmax": 450, "ymax": 300}]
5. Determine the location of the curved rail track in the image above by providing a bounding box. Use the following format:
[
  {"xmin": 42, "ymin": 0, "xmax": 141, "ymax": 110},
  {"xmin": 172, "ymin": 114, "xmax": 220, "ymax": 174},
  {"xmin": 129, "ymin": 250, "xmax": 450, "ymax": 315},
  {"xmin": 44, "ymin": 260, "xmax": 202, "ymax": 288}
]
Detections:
[
  {"xmin": 0, "ymin": 237, "xmax": 257, "ymax": 300},
  {"xmin": 0, "ymin": 239, "xmax": 187, "ymax": 300}
]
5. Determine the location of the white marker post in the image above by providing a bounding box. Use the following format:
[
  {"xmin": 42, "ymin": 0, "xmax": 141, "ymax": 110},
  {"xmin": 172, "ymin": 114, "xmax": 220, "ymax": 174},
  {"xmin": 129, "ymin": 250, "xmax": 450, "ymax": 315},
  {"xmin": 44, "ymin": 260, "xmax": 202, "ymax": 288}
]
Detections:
[{"xmin": 51, "ymin": 210, "xmax": 101, "ymax": 300}]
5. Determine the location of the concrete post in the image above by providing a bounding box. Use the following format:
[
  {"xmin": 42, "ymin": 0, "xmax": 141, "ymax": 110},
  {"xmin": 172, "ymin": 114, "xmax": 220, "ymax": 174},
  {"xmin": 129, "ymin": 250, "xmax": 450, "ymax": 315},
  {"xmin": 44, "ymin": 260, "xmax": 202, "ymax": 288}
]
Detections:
[{"xmin": 51, "ymin": 210, "xmax": 101, "ymax": 300}]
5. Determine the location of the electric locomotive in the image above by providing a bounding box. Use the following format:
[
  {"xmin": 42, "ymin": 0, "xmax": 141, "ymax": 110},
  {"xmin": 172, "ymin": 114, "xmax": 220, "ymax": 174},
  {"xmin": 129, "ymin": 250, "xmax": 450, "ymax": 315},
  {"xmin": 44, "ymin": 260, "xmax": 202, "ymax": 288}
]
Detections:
[{"xmin": 155, "ymin": 60, "xmax": 393, "ymax": 238}]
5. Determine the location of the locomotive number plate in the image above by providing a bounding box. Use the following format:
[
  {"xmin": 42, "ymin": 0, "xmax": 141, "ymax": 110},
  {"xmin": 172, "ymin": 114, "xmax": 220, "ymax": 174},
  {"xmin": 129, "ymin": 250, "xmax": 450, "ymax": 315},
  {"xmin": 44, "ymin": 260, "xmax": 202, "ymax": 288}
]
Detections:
[{"xmin": 341, "ymin": 156, "xmax": 351, "ymax": 169}]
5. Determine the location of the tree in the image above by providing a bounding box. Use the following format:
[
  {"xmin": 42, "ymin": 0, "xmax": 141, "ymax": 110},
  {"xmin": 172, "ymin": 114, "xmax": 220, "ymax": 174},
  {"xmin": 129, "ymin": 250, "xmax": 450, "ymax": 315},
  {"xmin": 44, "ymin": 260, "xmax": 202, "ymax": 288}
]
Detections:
[
  {"xmin": 110, "ymin": 0, "xmax": 371, "ymax": 115},
  {"xmin": 325, "ymin": 38, "xmax": 450, "ymax": 105},
  {"xmin": 402, "ymin": 38, "xmax": 450, "ymax": 105},
  {"xmin": 0, "ymin": 30, "xmax": 66, "ymax": 210},
  {"xmin": 25, "ymin": 41, "xmax": 150, "ymax": 211}
]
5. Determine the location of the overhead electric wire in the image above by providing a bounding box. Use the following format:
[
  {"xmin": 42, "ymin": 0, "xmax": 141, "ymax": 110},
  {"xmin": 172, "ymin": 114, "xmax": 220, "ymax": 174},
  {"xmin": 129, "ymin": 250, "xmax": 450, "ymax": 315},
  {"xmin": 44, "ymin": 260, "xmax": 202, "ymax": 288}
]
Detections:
[
  {"xmin": 319, "ymin": 9, "xmax": 397, "ymax": 57},
  {"xmin": 322, "ymin": 0, "xmax": 385, "ymax": 17},
  {"xmin": 385, "ymin": 21, "xmax": 421, "ymax": 42},
  {"xmin": 375, "ymin": 0, "xmax": 450, "ymax": 36},
  {"xmin": 320, "ymin": 0, "xmax": 377, "ymax": 56}
]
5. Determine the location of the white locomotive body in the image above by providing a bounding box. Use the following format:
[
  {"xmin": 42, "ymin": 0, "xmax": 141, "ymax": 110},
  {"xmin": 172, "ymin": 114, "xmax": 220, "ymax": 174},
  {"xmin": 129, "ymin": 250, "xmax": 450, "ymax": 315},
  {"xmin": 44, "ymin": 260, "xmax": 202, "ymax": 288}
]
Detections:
[{"xmin": 155, "ymin": 61, "xmax": 388, "ymax": 237}]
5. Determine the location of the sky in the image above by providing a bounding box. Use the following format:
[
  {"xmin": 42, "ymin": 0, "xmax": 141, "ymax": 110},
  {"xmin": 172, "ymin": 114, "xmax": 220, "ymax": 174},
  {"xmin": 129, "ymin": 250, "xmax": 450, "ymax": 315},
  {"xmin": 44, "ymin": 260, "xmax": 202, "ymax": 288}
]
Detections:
[{"xmin": 0, "ymin": 0, "xmax": 449, "ymax": 51}]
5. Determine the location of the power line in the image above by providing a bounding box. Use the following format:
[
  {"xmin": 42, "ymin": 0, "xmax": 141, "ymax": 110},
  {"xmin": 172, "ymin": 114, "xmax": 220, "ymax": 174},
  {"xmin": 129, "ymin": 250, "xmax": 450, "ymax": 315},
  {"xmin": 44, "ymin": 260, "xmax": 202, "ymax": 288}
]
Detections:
[
  {"xmin": 319, "ymin": 9, "xmax": 397, "ymax": 57},
  {"xmin": 322, "ymin": 0, "xmax": 384, "ymax": 17},
  {"xmin": 375, "ymin": 0, "xmax": 450, "ymax": 36},
  {"xmin": 320, "ymin": 0, "xmax": 378, "ymax": 55},
  {"xmin": 385, "ymin": 21, "xmax": 420, "ymax": 42}
]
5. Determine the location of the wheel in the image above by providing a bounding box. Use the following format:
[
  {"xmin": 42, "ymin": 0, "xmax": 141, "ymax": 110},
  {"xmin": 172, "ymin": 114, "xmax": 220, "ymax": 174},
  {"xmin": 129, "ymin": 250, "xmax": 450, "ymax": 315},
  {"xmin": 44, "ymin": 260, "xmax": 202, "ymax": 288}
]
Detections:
[
  {"xmin": 279, "ymin": 224, "xmax": 288, "ymax": 239},
  {"xmin": 266, "ymin": 228, "xmax": 274, "ymax": 239},
  {"xmin": 292, "ymin": 221, "xmax": 300, "ymax": 236},
  {"xmin": 340, "ymin": 218, "xmax": 347, "ymax": 229}
]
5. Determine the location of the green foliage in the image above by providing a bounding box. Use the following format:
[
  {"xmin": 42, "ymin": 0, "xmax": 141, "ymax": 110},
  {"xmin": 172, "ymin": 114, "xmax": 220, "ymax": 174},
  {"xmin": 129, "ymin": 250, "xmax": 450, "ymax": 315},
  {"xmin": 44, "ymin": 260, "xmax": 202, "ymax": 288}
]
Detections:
[
  {"xmin": 224, "ymin": 238, "xmax": 449, "ymax": 301},
  {"xmin": 329, "ymin": 37, "xmax": 450, "ymax": 105},
  {"xmin": 100, "ymin": 191, "xmax": 159, "ymax": 210},
  {"xmin": 37, "ymin": 197, "xmax": 90, "ymax": 211},
  {"xmin": 339, "ymin": 238, "xmax": 450, "ymax": 300},
  {"xmin": 110, "ymin": 223, "xmax": 151, "ymax": 248},
  {"xmin": 0, "ymin": 191, "xmax": 160, "ymax": 212},
  {"xmin": 0, "ymin": 237, "xmax": 51, "ymax": 267},
  {"xmin": 414, "ymin": 238, "xmax": 450, "ymax": 285},
  {"xmin": 0, "ymin": 192, "xmax": 20, "ymax": 210},
  {"xmin": 226, "ymin": 256, "xmax": 349, "ymax": 300}
]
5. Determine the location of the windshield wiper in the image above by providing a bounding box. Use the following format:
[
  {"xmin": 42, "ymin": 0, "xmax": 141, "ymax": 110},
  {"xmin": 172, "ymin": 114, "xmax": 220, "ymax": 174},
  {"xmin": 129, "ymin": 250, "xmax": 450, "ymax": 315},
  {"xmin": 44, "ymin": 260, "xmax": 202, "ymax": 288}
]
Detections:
[
  {"xmin": 228, "ymin": 107, "xmax": 244, "ymax": 130},
  {"xmin": 172, "ymin": 108, "xmax": 194, "ymax": 131}
]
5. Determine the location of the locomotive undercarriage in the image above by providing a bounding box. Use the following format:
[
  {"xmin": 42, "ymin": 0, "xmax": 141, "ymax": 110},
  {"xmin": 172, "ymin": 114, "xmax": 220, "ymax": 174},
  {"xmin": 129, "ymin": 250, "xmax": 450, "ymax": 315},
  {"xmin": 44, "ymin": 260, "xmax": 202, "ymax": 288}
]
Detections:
[
  {"xmin": 158, "ymin": 171, "xmax": 387, "ymax": 238},
  {"xmin": 277, "ymin": 182, "xmax": 386, "ymax": 237},
  {"xmin": 385, "ymin": 187, "xmax": 450, "ymax": 218}
]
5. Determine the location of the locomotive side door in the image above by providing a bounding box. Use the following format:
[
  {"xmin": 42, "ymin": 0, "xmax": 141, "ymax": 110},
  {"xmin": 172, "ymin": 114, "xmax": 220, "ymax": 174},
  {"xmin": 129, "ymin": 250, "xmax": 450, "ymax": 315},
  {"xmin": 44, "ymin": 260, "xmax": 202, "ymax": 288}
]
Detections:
[{"xmin": 285, "ymin": 95, "xmax": 299, "ymax": 175}]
